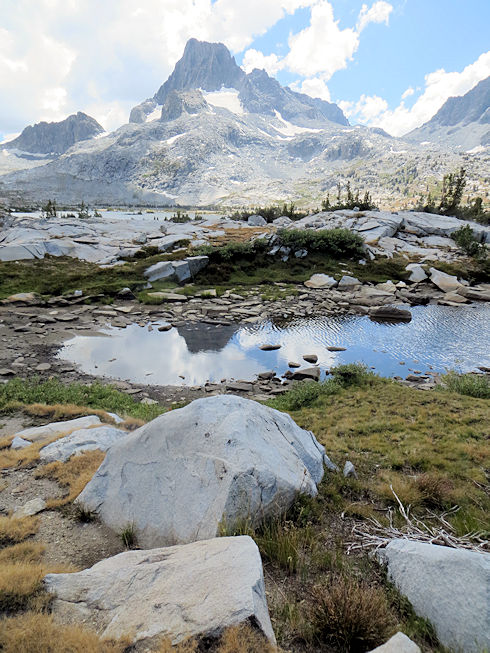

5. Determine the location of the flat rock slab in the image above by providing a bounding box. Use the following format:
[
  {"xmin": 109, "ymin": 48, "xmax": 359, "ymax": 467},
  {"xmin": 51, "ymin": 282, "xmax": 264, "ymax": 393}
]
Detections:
[
  {"xmin": 14, "ymin": 415, "xmax": 102, "ymax": 443},
  {"xmin": 39, "ymin": 425, "xmax": 128, "ymax": 463},
  {"xmin": 378, "ymin": 539, "xmax": 490, "ymax": 653},
  {"xmin": 369, "ymin": 306, "xmax": 412, "ymax": 322},
  {"xmin": 14, "ymin": 497, "xmax": 46, "ymax": 518},
  {"xmin": 76, "ymin": 395, "xmax": 326, "ymax": 547},
  {"xmin": 45, "ymin": 536, "xmax": 275, "ymax": 645}
]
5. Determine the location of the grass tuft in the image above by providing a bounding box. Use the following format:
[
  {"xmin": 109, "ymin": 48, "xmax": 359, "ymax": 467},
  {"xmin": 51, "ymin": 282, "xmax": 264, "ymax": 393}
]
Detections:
[
  {"xmin": 119, "ymin": 523, "xmax": 137, "ymax": 549},
  {"xmin": 0, "ymin": 542, "xmax": 45, "ymax": 565},
  {"xmin": 34, "ymin": 449, "xmax": 105, "ymax": 508},
  {"xmin": 0, "ymin": 613, "xmax": 131, "ymax": 653},
  {"xmin": 0, "ymin": 516, "xmax": 39, "ymax": 546},
  {"xmin": 437, "ymin": 371, "xmax": 490, "ymax": 399},
  {"xmin": 0, "ymin": 562, "xmax": 45, "ymax": 612},
  {"xmin": 311, "ymin": 574, "xmax": 395, "ymax": 652}
]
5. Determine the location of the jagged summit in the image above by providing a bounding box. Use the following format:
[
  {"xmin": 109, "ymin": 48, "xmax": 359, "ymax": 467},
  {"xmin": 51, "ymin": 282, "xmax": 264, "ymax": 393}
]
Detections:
[
  {"xmin": 406, "ymin": 76, "xmax": 490, "ymax": 149},
  {"xmin": 155, "ymin": 39, "xmax": 245, "ymax": 105},
  {"xmin": 129, "ymin": 38, "xmax": 349, "ymax": 127},
  {"xmin": 4, "ymin": 112, "xmax": 104, "ymax": 155}
]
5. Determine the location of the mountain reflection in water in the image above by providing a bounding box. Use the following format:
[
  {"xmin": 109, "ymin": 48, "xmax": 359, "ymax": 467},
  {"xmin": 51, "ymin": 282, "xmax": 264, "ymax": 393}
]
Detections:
[{"xmin": 58, "ymin": 305, "xmax": 490, "ymax": 386}]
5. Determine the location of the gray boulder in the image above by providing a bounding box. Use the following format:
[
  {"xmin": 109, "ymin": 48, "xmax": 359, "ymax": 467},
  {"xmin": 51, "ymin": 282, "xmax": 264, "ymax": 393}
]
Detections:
[
  {"xmin": 338, "ymin": 275, "xmax": 361, "ymax": 290},
  {"xmin": 290, "ymin": 367, "xmax": 321, "ymax": 382},
  {"xmin": 429, "ymin": 267, "xmax": 462, "ymax": 293},
  {"xmin": 379, "ymin": 539, "xmax": 490, "ymax": 653},
  {"xmin": 45, "ymin": 536, "xmax": 276, "ymax": 645},
  {"xmin": 14, "ymin": 415, "xmax": 102, "ymax": 443},
  {"xmin": 14, "ymin": 497, "xmax": 46, "ymax": 518},
  {"xmin": 304, "ymin": 273, "xmax": 337, "ymax": 289},
  {"xmin": 405, "ymin": 263, "xmax": 428, "ymax": 283},
  {"xmin": 368, "ymin": 632, "xmax": 420, "ymax": 653},
  {"xmin": 76, "ymin": 395, "xmax": 326, "ymax": 547},
  {"xmin": 186, "ymin": 255, "xmax": 209, "ymax": 276},
  {"xmin": 39, "ymin": 425, "xmax": 128, "ymax": 463},
  {"xmin": 144, "ymin": 261, "xmax": 175, "ymax": 283},
  {"xmin": 247, "ymin": 214, "xmax": 267, "ymax": 226},
  {"xmin": 172, "ymin": 260, "xmax": 191, "ymax": 283}
]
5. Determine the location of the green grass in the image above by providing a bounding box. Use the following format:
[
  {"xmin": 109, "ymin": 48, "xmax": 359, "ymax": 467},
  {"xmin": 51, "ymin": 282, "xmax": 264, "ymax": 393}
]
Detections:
[
  {"xmin": 269, "ymin": 375, "xmax": 489, "ymax": 536},
  {"xmin": 0, "ymin": 378, "xmax": 165, "ymax": 421},
  {"xmin": 0, "ymin": 247, "xmax": 189, "ymax": 301},
  {"xmin": 277, "ymin": 228, "xmax": 365, "ymax": 258},
  {"xmin": 437, "ymin": 371, "xmax": 490, "ymax": 399}
]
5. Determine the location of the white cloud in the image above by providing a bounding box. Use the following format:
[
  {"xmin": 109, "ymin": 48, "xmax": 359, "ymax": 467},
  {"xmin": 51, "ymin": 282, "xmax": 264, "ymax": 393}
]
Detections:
[
  {"xmin": 346, "ymin": 51, "xmax": 490, "ymax": 136},
  {"xmin": 401, "ymin": 86, "xmax": 414, "ymax": 100},
  {"xmin": 0, "ymin": 0, "xmax": 313, "ymax": 134},
  {"xmin": 357, "ymin": 1, "xmax": 393, "ymax": 33},
  {"xmin": 284, "ymin": 2, "xmax": 359, "ymax": 79},
  {"xmin": 242, "ymin": 49, "xmax": 283, "ymax": 75},
  {"xmin": 290, "ymin": 77, "xmax": 331, "ymax": 101}
]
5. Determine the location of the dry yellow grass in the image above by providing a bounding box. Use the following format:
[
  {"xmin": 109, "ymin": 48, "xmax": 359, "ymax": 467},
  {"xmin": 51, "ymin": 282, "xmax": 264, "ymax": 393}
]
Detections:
[
  {"xmin": 217, "ymin": 624, "xmax": 278, "ymax": 652},
  {"xmin": 157, "ymin": 625, "xmax": 278, "ymax": 652},
  {"xmin": 21, "ymin": 402, "xmax": 118, "ymax": 424},
  {"xmin": 35, "ymin": 449, "xmax": 105, "ymax": 508},
  {"xmin": 0, "ymin": 515, "xmax": 39, "ymax": 546},
  {"xmin": 0, "ymin": 562, "xmax": 45, "ymax": 611},
  {"xmin": 0, "ymin": 613, "xmax": 131, "ymax": 653},
  {"xmin": 0, "ymin": 541, "xmax": 45, "ymax": 565}
]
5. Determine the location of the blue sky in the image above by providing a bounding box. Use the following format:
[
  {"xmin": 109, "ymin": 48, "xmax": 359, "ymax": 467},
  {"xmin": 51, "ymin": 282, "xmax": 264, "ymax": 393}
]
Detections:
[{"xmin": 1, "ymin": 0, "xmax": 489, "ymax": 140}]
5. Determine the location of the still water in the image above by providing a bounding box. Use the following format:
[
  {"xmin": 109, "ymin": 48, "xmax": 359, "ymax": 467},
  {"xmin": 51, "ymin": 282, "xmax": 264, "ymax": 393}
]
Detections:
[{"xmin": 58, "ymin": 305, "xmax": 490, "ymax": 386}]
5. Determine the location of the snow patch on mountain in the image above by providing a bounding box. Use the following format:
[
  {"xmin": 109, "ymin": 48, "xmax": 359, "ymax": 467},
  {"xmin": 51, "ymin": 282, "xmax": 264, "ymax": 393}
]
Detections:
[{"xmin": 202, "ymin": 89, "xmax": 244, "ymax": 115}]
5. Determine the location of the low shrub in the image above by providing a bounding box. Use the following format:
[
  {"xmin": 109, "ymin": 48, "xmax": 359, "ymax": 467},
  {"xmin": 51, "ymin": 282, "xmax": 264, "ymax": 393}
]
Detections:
[
  {"xmin": 119, "ymin": 523, "xmax": 137, "ymax": 549},
  {"xmin": 311, "ymin": 574, "xmax": 395, "ymax": 652},
  {"xmin": 330, "ymin": 363, "xmax": 374, "ymax": 387},
  {"xmin": 437, "ymin": 371, "xmax": 490, "ymax": 399},
  {"xmin": 268, "ymin": 378, "xmax": 342, "ymax": 411},
  {"xmin": 277, "ymin": 228, "xmax": 364, "ymax": 259},
  {"xmin": 452, "ymin": 225, "xmax": 487, "ymax": 259}
]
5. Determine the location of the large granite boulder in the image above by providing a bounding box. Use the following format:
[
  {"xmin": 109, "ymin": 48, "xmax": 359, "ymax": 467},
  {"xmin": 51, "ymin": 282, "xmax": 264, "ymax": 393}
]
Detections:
[
  {"xmin": 39, "ymin": 425, "xmax": 128, "ymax": 463},
  {"xmin": 379, "ymin": 539, "xmax": 490, "ymax": 653},
  {"xmin": 76, "ymin": 395, "xmax": 327, "ymax": 547},
  {"xmin": 45, "ymin": 536, "xmax": 275, "ymax": 645}
]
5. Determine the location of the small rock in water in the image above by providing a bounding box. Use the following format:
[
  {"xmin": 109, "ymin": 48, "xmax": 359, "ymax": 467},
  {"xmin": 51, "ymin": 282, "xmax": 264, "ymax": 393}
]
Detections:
[
  {"xmin": 157, "ymin": 323, "xmax": 172, "ymax": 332},
  {"xmin": 288, "ymin": 361, "xmax": 301, "ymax": 368},
  {"xmin": 257, "ymin": 371, "xmax": 275, "ymax": 380},
  {"xmin": 327, "ymin": 346, "xmax": 347, "ymax": 352},
  {"xmin": 291, "ymin": 367, "xmax": 320, "ymax": 382},
  {"xmin": 260, "ymin": 344, "xmax": 281, "ymax": 351},
  {"xmin": 303, "ymin": 354, "xmax": 318, "ymax": 364}
]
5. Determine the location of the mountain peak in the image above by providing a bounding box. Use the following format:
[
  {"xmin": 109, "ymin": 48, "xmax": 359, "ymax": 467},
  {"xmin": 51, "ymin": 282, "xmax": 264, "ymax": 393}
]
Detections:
[
  {"xmin": 154, "ymin": 38, "xmax": 245, "ymax": 105},
  {"xmin": 4, "ymin": 112, "xmax": 103, "ymax": 155}
]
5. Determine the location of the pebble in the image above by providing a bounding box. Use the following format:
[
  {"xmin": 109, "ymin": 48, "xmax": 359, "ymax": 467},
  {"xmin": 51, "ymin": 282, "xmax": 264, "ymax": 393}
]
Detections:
[
  {"xmin": 35, "ymin": 363, "xmax": 52, "ymax": 372},
  {"xmin": 260, "ymin": 344, "xmax": 281, "ymax": 351}
]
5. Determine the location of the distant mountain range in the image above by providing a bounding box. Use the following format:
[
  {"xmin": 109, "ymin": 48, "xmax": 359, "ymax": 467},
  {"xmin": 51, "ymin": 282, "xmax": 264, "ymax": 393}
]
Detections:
[
  {"xmin": 0, "ymin": 40, "xmax": 488, "ymax": 207},
  {"xmin": 407, "ymin": 76, "xmax": 490, "ymax": 150}
]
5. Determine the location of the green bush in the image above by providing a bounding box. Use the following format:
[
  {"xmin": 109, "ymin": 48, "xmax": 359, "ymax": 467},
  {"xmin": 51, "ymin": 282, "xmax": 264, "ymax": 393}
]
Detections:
[
  {"xmin": 277, "ymin": 228, "xmax": 364, "ymax": 258},
  {"xmin": 437, "ymin": 371, "xmax": 490, "ymax": 399},
  {"xmin": 193, "ymin": 239, "xmax": 268, "ymax": 262},
  {"xmin": 330, "ymin": 363, "xmax": 374, "ymax": 387},
  {"xmin": 452, "ymin": 225, "xmax": 487, "ymax": 259}
]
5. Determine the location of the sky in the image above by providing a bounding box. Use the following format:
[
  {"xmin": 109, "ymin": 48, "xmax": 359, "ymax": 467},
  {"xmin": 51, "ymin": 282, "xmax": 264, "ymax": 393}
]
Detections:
[{"xmin": 1, "ymin": 0, "xmax": 489, "ymax": 141}]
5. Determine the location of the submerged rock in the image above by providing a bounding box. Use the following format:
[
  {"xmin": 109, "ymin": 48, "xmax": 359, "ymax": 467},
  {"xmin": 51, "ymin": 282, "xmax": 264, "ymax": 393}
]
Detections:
[
  {"xmin": 45, "ymin": 536, "xmax": 276, "ymax": 645},
  {"xmin": 76, "ymin": 395, "xmax": 327, "ymax": 547}
]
